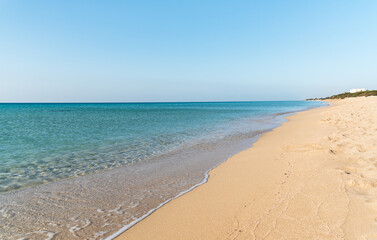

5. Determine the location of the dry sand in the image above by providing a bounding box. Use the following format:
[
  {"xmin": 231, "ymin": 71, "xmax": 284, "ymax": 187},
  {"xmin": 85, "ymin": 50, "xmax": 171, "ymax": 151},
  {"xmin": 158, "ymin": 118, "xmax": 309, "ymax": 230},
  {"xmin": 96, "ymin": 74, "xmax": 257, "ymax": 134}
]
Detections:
[{"xmin": 116, "ymin": 97, "xmax": 377, "ymax": 240}]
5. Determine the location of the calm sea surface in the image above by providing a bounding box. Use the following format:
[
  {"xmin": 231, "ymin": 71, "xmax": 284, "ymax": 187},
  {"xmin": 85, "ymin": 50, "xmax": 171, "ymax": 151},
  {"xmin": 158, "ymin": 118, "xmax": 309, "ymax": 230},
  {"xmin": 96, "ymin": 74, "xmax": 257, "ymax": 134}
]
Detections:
[{"xmin": 0, "ymin": 101, "xmax": 325, "ymax": 239}]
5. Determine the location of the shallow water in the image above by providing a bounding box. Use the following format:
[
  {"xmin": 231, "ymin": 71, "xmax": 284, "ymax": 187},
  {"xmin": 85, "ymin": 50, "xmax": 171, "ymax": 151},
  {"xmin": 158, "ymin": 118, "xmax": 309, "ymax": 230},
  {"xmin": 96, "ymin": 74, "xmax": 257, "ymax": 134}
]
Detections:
[{"xmin": 0, "ymin": 101, "xmax": 325, "ymax": 239}]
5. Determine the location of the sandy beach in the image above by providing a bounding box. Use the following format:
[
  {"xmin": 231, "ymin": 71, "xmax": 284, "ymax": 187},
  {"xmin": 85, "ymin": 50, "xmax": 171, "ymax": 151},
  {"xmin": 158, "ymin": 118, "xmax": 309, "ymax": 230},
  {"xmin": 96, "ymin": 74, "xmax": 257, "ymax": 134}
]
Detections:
[{"xmin": 116, "ymin": 96, "xmax": 377, "ymax": 240}]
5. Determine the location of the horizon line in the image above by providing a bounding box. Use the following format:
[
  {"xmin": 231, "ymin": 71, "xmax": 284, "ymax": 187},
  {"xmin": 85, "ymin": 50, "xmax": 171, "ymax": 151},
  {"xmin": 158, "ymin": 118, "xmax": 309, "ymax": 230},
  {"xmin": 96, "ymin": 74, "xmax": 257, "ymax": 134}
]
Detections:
[{"xmin": 0, "ymin": 99, "xmax": 310, "ymax": 104}]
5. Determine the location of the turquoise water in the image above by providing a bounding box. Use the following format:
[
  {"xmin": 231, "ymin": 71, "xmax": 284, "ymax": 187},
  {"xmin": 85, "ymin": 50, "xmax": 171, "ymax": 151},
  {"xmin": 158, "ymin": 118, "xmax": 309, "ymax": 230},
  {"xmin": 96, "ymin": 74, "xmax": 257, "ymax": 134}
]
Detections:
[
  {"xmin": 0, "ymin": 101, "xmax": 324, "ymax": 193},
  {"xmin": 0, "ymin": 101, "xmax": 327, "ymax": 239}
]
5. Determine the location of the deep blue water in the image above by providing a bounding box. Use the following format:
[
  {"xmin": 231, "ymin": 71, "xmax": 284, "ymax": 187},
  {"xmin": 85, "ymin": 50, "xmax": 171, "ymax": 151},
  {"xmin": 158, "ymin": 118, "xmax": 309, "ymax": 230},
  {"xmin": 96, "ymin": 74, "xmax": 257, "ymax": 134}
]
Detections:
[{"xmin": 0, "ymin": 101, "xmax": 325, "ymax": 192}]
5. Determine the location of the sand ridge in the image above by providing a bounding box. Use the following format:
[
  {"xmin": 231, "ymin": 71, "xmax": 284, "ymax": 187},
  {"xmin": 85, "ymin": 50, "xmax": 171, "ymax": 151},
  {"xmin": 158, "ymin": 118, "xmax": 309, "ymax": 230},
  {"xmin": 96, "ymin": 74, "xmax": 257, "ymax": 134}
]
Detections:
[{"xmin": 116, "ymin": 96, "xmax": 377, "ymax": 240}]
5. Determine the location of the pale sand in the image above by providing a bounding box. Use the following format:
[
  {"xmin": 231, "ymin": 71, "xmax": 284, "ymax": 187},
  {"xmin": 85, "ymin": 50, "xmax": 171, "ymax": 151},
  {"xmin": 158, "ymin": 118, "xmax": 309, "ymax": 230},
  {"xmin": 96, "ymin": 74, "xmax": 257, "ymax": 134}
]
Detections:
[{"xmin": 116, "ymin": 97, "xmax": 377, "ymax": 240}]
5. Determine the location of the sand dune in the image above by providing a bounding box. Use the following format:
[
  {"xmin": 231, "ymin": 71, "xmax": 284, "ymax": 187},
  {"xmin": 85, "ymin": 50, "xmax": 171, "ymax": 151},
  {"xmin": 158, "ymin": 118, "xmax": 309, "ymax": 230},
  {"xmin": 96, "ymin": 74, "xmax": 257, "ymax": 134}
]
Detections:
[{"xmin": 116, "ymin": 96, "xmax": 377, "ymax": 240}]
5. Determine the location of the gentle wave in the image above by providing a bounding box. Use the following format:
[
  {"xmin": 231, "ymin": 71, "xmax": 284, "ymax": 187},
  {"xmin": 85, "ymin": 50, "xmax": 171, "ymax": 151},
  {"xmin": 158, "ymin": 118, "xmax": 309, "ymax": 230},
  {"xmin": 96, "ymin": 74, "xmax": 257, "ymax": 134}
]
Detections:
[{"xmin": 0, "ymin": 101, "xmax": 326, "ymax": 239}]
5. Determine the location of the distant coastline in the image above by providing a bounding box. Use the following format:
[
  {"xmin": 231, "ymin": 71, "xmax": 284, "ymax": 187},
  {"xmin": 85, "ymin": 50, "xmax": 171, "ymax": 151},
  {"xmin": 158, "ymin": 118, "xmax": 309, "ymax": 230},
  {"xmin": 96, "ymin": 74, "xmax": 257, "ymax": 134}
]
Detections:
[{"xmin": 307, "ymin": 89, "xmax": 377, "ymax": 100}]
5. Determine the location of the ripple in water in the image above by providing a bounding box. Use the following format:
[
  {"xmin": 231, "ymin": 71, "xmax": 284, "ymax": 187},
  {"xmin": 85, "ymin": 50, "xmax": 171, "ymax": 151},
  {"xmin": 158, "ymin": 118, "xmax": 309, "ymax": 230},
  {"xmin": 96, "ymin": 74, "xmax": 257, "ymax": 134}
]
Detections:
[{"xmin": 0, "ymin": 101, "xmax": 326, "ymax": 239}]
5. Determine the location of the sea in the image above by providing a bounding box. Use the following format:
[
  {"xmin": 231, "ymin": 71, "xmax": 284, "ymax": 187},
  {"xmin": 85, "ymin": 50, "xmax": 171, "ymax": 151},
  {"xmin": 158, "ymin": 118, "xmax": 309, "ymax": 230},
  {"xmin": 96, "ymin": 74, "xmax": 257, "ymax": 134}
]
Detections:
[{"xmin": 0, "ymin": 101, "xmax": 325, "ymax": 239}]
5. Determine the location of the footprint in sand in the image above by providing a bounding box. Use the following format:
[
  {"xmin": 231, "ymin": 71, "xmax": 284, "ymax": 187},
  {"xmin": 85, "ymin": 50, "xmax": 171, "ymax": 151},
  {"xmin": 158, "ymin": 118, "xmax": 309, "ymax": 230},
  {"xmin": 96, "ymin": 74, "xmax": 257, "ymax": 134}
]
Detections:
[{"xmin": 283, "ymin": 144, "xmax": 324, "ymax": 153}]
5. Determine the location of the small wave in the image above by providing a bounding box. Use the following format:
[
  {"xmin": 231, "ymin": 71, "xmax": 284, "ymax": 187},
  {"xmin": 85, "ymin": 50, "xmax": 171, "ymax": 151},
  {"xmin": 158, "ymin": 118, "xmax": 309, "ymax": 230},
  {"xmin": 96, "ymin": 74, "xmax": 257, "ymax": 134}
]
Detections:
[
  {"xmin": 105, "ymin": 155, "xmax": 231, "ymax": 240},
  {"xmin": 69, "ymin": 216, "xmax": 92, "ymax": 238}
]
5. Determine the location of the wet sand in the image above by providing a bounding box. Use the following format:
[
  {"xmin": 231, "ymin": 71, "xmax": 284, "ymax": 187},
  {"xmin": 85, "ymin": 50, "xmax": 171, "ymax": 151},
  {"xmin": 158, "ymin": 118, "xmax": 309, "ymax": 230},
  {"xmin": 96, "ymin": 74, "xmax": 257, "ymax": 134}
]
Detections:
[{"xmin": 116, "ymin": 96, "xmax": 377, "ymax": 240}]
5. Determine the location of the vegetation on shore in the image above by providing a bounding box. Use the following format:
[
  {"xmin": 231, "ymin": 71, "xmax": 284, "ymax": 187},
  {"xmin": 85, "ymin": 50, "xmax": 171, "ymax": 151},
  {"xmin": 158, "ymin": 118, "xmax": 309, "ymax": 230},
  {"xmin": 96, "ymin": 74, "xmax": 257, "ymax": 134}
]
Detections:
[{"xmin": 307, "ymin": 90, "xmax": 377, "ymax": 100}]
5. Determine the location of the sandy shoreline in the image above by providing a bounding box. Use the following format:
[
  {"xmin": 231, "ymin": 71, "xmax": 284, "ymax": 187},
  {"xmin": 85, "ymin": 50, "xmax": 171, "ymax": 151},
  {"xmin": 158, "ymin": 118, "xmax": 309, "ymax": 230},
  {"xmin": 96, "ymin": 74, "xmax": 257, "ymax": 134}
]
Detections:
[{"xmin": 116, "ymin": 97, "xmax": 377, "ymax": 240}]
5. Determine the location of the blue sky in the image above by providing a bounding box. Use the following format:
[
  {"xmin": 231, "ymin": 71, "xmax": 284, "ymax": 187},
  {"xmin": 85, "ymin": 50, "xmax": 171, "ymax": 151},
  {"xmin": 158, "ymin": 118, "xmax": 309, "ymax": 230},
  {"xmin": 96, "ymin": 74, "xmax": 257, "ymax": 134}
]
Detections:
[{"xmin": 1, "ymin": 0, "xmax": 377, "ymax": 102}]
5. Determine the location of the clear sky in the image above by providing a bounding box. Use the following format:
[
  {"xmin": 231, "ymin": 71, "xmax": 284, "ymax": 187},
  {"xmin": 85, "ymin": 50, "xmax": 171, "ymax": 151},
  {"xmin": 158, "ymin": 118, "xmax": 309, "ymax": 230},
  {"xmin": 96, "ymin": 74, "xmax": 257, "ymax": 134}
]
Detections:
[{"xmin": 1, "ymin": 0, "xmax": 376, "ymax": 102}]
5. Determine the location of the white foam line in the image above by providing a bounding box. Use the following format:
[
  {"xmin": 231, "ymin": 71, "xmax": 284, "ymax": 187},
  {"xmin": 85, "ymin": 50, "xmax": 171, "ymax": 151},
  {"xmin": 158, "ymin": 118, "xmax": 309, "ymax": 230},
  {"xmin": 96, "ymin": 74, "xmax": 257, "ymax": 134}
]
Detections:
[{"xmin": 104, "ymin": 156, "xmax": 230, "ymax": 240}]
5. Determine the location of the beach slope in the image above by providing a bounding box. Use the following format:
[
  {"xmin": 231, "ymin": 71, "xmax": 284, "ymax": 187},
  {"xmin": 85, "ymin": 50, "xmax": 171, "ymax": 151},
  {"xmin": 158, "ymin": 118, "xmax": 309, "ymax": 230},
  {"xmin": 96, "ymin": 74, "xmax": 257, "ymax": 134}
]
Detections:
[{"xmin": 117, "ymin": 97, "xmax": 377, "ymax": 240}]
